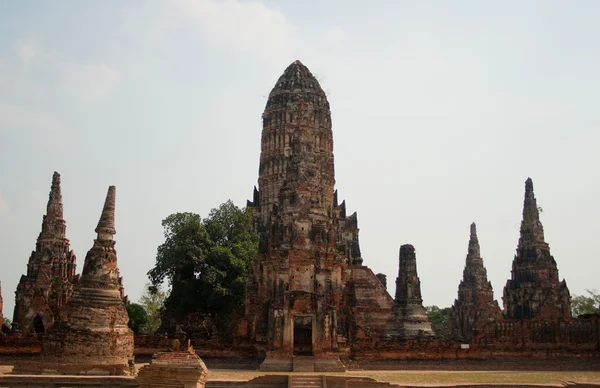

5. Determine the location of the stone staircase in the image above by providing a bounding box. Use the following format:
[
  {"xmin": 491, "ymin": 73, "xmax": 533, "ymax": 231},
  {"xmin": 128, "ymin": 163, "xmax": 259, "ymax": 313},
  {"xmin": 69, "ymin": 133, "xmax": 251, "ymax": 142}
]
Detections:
[
  {"xmin": 292, "ymin": 356, "xmax": 315, "ymax": 372},
  {"xmin": 288, "ymin": 375, "xmax": 323, "ymax": 388}
]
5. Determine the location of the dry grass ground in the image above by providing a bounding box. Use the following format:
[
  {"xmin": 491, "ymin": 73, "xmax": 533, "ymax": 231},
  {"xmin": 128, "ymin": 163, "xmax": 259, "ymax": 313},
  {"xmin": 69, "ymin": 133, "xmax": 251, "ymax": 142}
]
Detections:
[{"xmin": 2, "ymin": 363, "xmax": 600, "ymax": 385}]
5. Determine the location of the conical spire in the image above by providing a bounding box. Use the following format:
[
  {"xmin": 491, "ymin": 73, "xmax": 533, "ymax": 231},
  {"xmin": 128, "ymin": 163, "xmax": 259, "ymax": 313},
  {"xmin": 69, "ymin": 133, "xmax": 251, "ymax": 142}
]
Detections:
[
  {"xmin": 467, "ymin": 222, "xmax": 480, "ymax": 259},
  {"xmin": 95, "ymin": 186, "xmax": 116, "ymax": 239},
  {"xmin": 518, "ymin": 177, "xmax": 547, "ymax": 249}
]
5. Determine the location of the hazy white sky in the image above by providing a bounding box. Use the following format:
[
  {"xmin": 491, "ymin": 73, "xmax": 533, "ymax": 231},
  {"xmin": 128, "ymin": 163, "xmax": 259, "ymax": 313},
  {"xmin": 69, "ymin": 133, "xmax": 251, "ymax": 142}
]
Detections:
[{"xmin": 1, "ymin": 0, "xmax": 599, "ymax": 319}]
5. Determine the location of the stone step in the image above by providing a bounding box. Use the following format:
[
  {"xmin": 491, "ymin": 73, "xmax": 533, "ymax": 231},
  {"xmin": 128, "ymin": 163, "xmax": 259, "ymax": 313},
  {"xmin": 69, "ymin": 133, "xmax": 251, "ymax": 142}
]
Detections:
[
  {"xmin": 288, "ymin": 375, "xmax": 323, "ymax": 388},
  {"xmin": 292, "ymin": 356, "xmax": 315, "ymax": 372}
]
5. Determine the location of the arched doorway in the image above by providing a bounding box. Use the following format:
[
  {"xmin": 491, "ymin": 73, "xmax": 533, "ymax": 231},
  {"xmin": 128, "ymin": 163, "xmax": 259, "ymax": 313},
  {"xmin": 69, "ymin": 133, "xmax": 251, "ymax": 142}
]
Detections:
[{"xmin": 33, "ymin": 314, "xmax": 45, "ymax": 334}]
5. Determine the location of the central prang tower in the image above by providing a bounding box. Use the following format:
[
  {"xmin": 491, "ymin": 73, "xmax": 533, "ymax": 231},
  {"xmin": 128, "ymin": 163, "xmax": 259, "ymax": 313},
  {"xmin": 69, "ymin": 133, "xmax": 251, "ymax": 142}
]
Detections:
[{"xmin": 244, "ymin": 61, "xmax": 378, "ymax": 371}]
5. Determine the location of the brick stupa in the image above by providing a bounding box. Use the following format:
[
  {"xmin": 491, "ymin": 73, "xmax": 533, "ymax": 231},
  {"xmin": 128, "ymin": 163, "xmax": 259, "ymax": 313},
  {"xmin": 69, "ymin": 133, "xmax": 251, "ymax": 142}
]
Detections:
[
  {"xmin": 386, "ymin": 244, "xmax": 434, "ymax": 339},
  {"xmin": 13, "ymin": 172, "xmax": 77, "ymax": 334},
  {"xmin": 37, "ymin": 186, "xmax": 134, "ymax": 375},
  {"xmin": 451, "ymin": 223, "xmax": 501, "ymax": 340}
]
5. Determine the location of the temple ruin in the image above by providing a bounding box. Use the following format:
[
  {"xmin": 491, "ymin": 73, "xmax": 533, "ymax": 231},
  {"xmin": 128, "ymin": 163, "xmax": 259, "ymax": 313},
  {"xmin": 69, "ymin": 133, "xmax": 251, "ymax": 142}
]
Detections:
[
  {"xmin": 1, "ymin": 61, "xmax": 598, "ymax": 372},
  {"xmin": 503, "ymin": 178, "xmax": 571, "ymax": 320},
  {"xmin": 13, "ymin": 172, "xmax": 77, "ymax": 334},
  {"xmin": 240, "ymin": 61, "xmax": 428, "ymax": 371},
  {"xmin": 451, "ymin": 223, "xmax": 501, "ymax": 341},
  {"xmin": 37, "ymin": 186, "xmax": 134, "ymax": 375}
]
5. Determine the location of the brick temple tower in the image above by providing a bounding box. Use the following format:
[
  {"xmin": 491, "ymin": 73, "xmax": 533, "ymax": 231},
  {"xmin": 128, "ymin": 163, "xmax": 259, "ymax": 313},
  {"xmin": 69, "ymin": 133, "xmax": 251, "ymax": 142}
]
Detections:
[
  {"xmin": 503, "ymin": 178, "xmax": 571, "ymax": 320},
  {"xmin": 13, "ymin": 172, "xmax": 77, "ymax": 334},
  {"xmin": 451, "ymin": 223, "xmax": 501, "ymax": 340},
  {"xmin": 243, "ymin": 61, "xmax": 393, "ymax": 371},
  {"xmin": 385, "ymin": 245, "xmax": 434, "ymax": 339}
]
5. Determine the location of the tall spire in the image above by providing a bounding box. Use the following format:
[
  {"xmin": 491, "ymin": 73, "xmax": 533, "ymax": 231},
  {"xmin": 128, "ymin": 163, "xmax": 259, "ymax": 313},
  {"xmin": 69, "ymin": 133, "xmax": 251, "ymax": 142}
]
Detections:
[
  {"xmin": 518, "ymin": 177, "xmax": 547, "ymax": 249},
  {"xmin": 95, "ymin": 186, "xmax": 116, "ymax": 239}
]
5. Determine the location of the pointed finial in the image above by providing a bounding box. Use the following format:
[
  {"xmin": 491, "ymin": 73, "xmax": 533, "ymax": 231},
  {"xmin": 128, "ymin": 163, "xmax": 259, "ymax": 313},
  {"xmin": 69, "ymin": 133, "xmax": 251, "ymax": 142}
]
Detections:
[
  {"xmin": 468, "ymin": 222, "xmax": 480, "ymax": 259},
  {"xmin": 95, "ymin": 186, "xmax": 116, "ymax": 239},
  {"xmin": 525, "ymin": 177, "xmax": 534, "ymax": 193},
  {"xmin": 46, "ymin": 171, "xmax": 63, "ymax": 218},
  {"xmin": 470, "ymin": 222, "xmax": 477, "ymax": 238},
  {"xmin": 522, "ymin": 177, "xmax": 540, "ymax": 225}
]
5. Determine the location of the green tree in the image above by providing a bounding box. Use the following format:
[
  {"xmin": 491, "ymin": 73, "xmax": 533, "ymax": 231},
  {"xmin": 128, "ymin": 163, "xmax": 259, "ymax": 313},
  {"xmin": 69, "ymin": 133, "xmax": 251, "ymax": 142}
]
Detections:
[
  {"xmin": 571, "ymin": 289, "xmax": 600, "ymax": 317},
  {"xmin": 426, "ymin": 305, "xmax": 452, "ymax": 337},
  {"xmin": 126, "ymin": 303, "xmax": 148, "ymax": 334},
  {"xmin": 148, "ymin": 200, "xmax": 258, "ymax": 333},
  {"xmin": 139, "ymin": 283, "xmax": 166, "ymax": 333}
]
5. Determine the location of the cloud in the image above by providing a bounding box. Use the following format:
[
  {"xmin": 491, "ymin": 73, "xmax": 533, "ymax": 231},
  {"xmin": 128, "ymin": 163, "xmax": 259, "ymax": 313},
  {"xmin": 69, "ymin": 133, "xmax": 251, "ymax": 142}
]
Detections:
[
  {"xmin": 0, "ymin": 190, "xmax": 8, "ymax": 215},
  {"xmin": 60, "ymin": 64, "xmax": 121, "ymax": 102},
  {"xmin": 15, "ymin": 40, "xmax": 37, "ymax": 64},
  {"xmin": 0, "ymin": 102, "xmax": 70, "ymax": 136},
  {"xmin": 322, "ymin": 26, "xmax": 345, "ymax": 49},
  {"xmin": 174, "ymin": 0, "xmax": 299, "ymax": 63},
  {"xmin": 5, "ymin": 39, "xmax": 121, "ymax": 103}
]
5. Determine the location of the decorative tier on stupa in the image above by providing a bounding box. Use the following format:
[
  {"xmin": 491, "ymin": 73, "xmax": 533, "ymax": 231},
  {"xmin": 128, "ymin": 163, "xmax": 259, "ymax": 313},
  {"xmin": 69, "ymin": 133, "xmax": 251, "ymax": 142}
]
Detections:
[
  {"xmin": 13, "ymin": 171, "xmax": 77, "ymax": 334},
  {"xmin": 242, "ymin": 60, "xmax": 394, "ymax": 371},
  {"xmin": 451, "ymin": 223, "xmax": 501, "ymax": 341},
  {"xmin": 38, "ymin": 186, "xmax": 134, "ymax": 375},
  {"xmin": 385, "ymin": 244, "xmax": 434, "ymax": 339},
  {"xmin": 502, "ymin": 178, "xmax": 571, "ymax": 320}
]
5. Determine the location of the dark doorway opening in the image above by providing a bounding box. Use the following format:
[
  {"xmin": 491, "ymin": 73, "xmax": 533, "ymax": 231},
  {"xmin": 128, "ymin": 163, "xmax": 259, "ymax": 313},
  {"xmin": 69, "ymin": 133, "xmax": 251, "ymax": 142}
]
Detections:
[
  {"xmin": 33, "ymin": 314, "xmax": 45, "ymax": 334},
  {"xmin": 293, "ymin": 316, "xmax": 312, "ymax": 355}
]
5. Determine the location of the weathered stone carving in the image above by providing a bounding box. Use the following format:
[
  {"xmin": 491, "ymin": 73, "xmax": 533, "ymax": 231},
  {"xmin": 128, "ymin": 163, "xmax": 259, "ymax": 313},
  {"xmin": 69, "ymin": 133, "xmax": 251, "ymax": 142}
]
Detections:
[
  {"xmin": 502, "ymin": 178, "xmax": 571, "ymax": 320},
  {"xmin": 451, "ymin": 223, "xmax": 501, "ymax": 340},
  {"xmin": 13, "ymin": 172, "xmax": 77, "ymax": 334},
  {"xmin": 385, "ymin": 244, "xmax": 434, "ymax": 339},
  {"xmin": 39, "ymin": 186, "xmax": 134, "ymax": 375}
]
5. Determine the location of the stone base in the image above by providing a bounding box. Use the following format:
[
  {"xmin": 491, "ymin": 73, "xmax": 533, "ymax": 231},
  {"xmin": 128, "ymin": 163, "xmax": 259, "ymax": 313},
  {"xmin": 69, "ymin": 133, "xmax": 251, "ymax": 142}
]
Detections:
[
  {"xmin": 314, "ymin": 356, "xmax": 346, "ymax": 372},
  {"xmin": 259, "ymin": 351, "xmax": 292, "ymax": 372},
  {"xmin": 12, "ymin": 360, "xmax": 133, "ymax": 376}
]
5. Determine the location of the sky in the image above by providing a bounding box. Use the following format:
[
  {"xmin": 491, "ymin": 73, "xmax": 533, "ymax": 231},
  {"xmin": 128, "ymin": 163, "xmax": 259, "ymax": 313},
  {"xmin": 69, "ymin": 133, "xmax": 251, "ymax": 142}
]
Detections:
[{"xmin": 1, "ymin": 0, "xmax": 599, "ymax": 319}]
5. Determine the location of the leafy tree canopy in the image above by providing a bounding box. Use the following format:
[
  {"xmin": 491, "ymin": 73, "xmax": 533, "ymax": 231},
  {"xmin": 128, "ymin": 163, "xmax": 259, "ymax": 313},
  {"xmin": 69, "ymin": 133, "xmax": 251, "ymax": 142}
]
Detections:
[
  {"xmin": 426, "ymin": 305, "xmax": 452, "ymax": 337},
  {"xmin": 126, "ymin": 303, "xmax": 148, "ymax": 334},
  {"xmin": 571, "ymin": 289, "xmax": 600, "ymax": 317},
  {"xmin": 148, "ymin": 200, "xmax": 258, "ymax": 333},
  {"xmin": 139, "ymin": 283, "xmax": 166, "ymax": 334}
]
